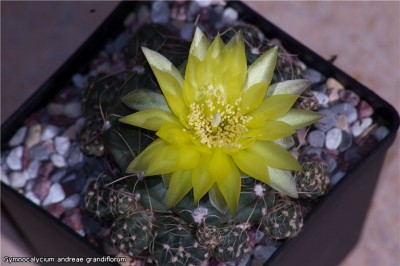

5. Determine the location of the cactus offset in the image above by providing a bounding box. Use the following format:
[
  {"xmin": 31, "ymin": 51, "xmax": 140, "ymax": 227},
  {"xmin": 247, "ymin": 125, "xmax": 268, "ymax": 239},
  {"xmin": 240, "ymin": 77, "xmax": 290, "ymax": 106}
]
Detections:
[{"xmin": 295, "ymin": 161, "xmax": 330, "ymax": 199}]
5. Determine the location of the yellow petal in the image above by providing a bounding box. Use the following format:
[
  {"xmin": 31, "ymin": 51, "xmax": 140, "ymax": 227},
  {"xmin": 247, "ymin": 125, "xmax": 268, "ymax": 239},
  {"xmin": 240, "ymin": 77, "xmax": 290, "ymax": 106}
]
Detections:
[
  {"xmin": 166, "ymin": 170, "xmax": 193, "ymax": 208},
  {"xmin": 209, "ymin": 184, "xmax": 228, "ymax": 213},
  {"xmin": 277, "ymin": 109, "xmax": 325, "ymax": 129},
  {"xmin": 232, "ymin": 150, "xmax": 270, "ymax": 184},
  {"xmin": 192, "ymin": 155, "xmax": 215, "ymax": 202},
  {"xmin": 145, "ymin": 144, "xmax": 179, "ymax": 176},
  {"xmin": 267, "ymin": 167, "xmax": 298, "ymax": 198},
  {"xmin": 250, "ymin": 94, "xmax": 299, "ymax": 121},
  {"xmin": 156, "ymin": 123, "xmax": 190, "ymax": 145},
  {"xmin": 220, "ymin": 31, "xmax": 247, "ymax": 101},
  {"xmin": 126, "ymin": 139, "xmax": 165, "ymax": 173},
  {"xmin": 178, "ymin": 145, "xmax": 200, "ymax": 169},
  {"xmin": 266, "ymin": 79, "xmax": 311, "ymax": 97},
  {"xmin": 243, "ymin": 46, "xmax": 278, "ymax": 92},
  {"xmin": 248, "ymin": 141, "xmax": 301, "ymax": 171},
  {"xmin": 119, "ymin": 109, "xmax": 180, "ymax": 131},
  {"xmin": 208, "ymin": 150, "xmax": 231, "ymax": 182},
  {"xmin": 247, "ymin": 120, "xmax": 295, "ymax": 141},
  {"xmin": 240, "ymin": 82, "xmax": 269, "ymax": 114},
  {"xmin": 121, "ymin": 89, "xmax": 171, "ymax": 112},
  {"xmin": 142, "ymin": 47, "xmax": 186, "ymax": 116},
  {"xmin": 190, "ymin": 27, "xmax": 210, "ymax": 61}
]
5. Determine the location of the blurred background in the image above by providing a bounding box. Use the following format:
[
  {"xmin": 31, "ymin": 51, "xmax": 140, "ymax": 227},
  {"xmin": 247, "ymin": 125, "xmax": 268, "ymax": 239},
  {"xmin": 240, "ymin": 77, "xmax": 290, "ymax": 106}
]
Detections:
[{"xmin": 1, "ymin": 1, "xmax": 399, "ymax": 265}]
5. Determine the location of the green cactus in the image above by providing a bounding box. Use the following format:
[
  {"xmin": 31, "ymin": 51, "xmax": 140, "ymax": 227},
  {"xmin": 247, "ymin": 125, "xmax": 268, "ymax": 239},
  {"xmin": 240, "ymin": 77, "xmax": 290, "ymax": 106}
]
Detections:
[
  {"xmin": 110, "ymin": 211, "xmax": 153, "ymax": 257},
  {"xmin": 212, "ymin": 225, "xmax": 250, "ymax": 263},
  {"xmin": 84, "ymin": 174, "xmax": 114, "ymax": 219},
  {"xmin": 261, "ymin": 200, "xmax": 303, "ymax": 240},
  {"xmin": 150, "ymin": 216, "xmax": 208, "ymax": 266},
  {"xmin": 294, "ymin": 161, "xmax": 330, "ymax": 199}
]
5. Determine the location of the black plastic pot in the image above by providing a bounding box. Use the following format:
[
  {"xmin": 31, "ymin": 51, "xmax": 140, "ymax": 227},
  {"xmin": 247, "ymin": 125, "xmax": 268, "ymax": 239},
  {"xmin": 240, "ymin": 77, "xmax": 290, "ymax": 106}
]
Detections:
[{"xmin": 1, "ymin": 2, "xmax": 399, "ymax": 266}]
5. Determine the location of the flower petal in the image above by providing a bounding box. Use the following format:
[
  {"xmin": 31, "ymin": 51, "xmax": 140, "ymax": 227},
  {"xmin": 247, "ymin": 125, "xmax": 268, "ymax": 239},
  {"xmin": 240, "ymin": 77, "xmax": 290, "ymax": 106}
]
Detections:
[
  {"xmin": 126, "ymin": 139, "xmax": 165, "ymax": 173},
  {"xmin": 247, "ymin": 120, "xmax": 295, "ymax": 141},
  {"xmin": 142, "ymin": 47, "xmax": 186, "ymax": 116},
  {"xmin": 119, "ymin": 109, "xmax": 180, "ymax": 131},
  {"xmin": 166, "ymin": 170, "xmax": 193, "ymax": 208},
  {"xmin": 277, "ymin": 109, "xmax": 325, "ymax": 129},
  {"xmin": 240, "ymin": 82, "xmax": 269, "ymax": 114},
  {"xmin": 232, "ymin": 150, "xmax": 270, "ymax": 184},
  {"xmin": 266, "ymin": 79, "xmax": 311, "ymax": 97},
  {"xmin": 190, "ymin": 27, "xmax": 210, "ymax": 61},
  {"xmin": 243, "ymin": 46, "xmax": 278, "ymax": 92},
  {"xmin": 121, "ymin": 89, "xmax": 171, "ymax": 112},
  {"xmin": 192, "ymin": 154, "xmax": 215, "ymax": 202},
  {"xmin": 250, "ymin": 94, "xmax": 299, "ymax": 121},
  {"xmin": 274, "ymin": 136, "xmax": 295, "ymax": 149},
  {"xmin": 156, "ymin": 123, "xmax": 190, "ymax": 145},
  {"xmin": 209, "ymin": 184, "xmax": 228, "ymax": 214},
  {"xmin": 248, "ymin": 141, "xmax": 301, "ymax": 171},
  {"xmin": 267, "ymin": 167, "xmax": 298, "ymax": 198},
  {"xmin": 178, "ymin": 145, "xmax": 200, "ymax": 169},
  {"xmin": 146, "ymin": 144, "xmax": 179, "ymax": 176}
]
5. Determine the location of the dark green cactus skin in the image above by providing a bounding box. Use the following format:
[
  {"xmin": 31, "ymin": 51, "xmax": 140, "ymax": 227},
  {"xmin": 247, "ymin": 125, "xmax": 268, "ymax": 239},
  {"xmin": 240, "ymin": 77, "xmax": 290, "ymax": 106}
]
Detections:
[
  {"xmin": 295, "ymin": 90, "xmax": 320, "ymax": 111},
  {"xmin": 84, "ymin": 174, "xmax": 114, "ymax": 219},
  {"xmin": 108, "ymin": 187, "xmax": 140, "ymax": 217},
  {"xmin": 151, "ymin": 216, "xmax": 208, "ymax": 266},
  {"xmin": 262, "ymin": 200, "xmax": 303, "ymax": 240},
  {"xmin": 110, "ymin": 211, "xmax": 153, "ymax": 257},
  {"xmin": 294, "ymin": 161, "xmax": 329, "ymax": 200},
  {"xmin": 213, "ymin": 226, "xmax": 250, "ymax": 263},
  {"xmin": 80, "ymin": 114, "xmax": 106, "ymax": 157}
]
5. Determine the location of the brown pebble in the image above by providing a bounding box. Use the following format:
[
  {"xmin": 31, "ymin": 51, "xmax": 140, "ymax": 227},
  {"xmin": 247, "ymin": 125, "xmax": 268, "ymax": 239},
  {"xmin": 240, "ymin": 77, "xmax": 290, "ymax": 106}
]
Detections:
[
  {"xmin": 33, "ymin": 178, "xmax": 52, "ymax": 202},
  {"xmin": 47, "ymin": 203, "xmax": 65, "ymax": 218},
  {"xmin": 64, "ymin": 208, "xmax": 83, "ymax": 231}
]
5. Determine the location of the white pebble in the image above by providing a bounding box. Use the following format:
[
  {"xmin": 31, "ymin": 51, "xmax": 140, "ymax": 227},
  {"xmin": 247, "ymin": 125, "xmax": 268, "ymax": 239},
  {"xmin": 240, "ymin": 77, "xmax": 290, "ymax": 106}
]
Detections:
[
  {"xmin": 41, "ymin": 125, "xmax": 60, "ymax": 141},
  {"xmin": 27, "ymin": 159, "xmax": 41, "ymax": 179},
  {"xmin": 25, "ymin": 191, "xmax": 41, "ymax": 205},
  {"xmin": 63, "ymin": 102, "xmax": 82, "ymax": 118},
  {"xmin": 325, "ymin": 128, "xmax": 342, "ymax": 150},
  {"xmin": 42, "ymin": 183, "xmax": 65, "ymax": 206},
  {"xmin": 307, "ymin": 130, "xmax": 325, "ymax": 148},
  {"xmin": 55, "ymin": 136, "xmax": 71, "ymax": 156},
  {"xmin": 51, "ymin": 154, "xmax": 67, "ymax": 168},
  {"xmin": 312, "ymin": 91, "xmax": 329, "ymax": 108},
  {"xmin": 222, "ymin": 7, "xmax": 238, "ymax": 24},
  {"xmin": 6, "ymin": 146, "xmax": 23, "ymax": 171},
  {"xmin": 373, "ymin": 126, "xmax": 390, "ymax": 141},
  {"xmin": 9, "ymin": 171, "xmax": 29, "ymax": 188},
  {"xmin": 72, "ymin": 73, "xmax": 87, "ymax": 89},
  {"xmin": 61, "ymin": 194, "xmax": 80, "ymax": 211},
  {"xmin": 8, "ymin": 127, "xmax": 27, "ymax": 147},
  {"xmin": 350, "ymin": 118, "xmax": 372, "ymax": 138},
  {"xmin": 1, "ymin": 167, "xmax": 10, "ymax": 185}
]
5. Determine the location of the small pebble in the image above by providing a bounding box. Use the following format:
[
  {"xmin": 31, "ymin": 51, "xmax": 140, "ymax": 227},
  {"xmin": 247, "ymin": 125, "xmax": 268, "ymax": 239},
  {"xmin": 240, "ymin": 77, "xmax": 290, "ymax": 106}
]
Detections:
[
  {"xmin": 339, "ymin": 90, "xmax": 360, "ymax": 106},
  {"xmin": 25, "ymin": 180, "xmax": 35, "ymax": 192},
  {"xmin": 68, "ymin": 145, "xmax": 84, "ymax": 169},
  {"xmin": 358, "ymin": 100, "xmax": 374, "ymax": 119},
  {"xmin": 25, "ymin": 124, "xmax": 42, "ymax": 148},
  {"xmin": 314, "ymin": 109, "xmax": 337, "ymax": 132},
  {"xmin": 238, "ymin": 254, "xmax": 251, "ymax": 266},
  {"xmin": 102, "ymin": 238, "xmax": 119, "ymax": 256},
  {"xmin": 331, "ymin": 103, "xmax": 358, "ymax": 124},
  {"xmin": 123, "ymin": 12, "xmax": 136, "ymax": 27},
  {"xmin": 330, "ymin": 171, "xmax": 346, "ymax": 186},
  {"xmin": 8, "ymin": 127, "xmax": 27, "ymax": 147},
  {"xmin": 9, "ymin": 171, "xmax": 29, "ymax": 188},
  {"xmin": 326, "ymin": 78, "xmax": 344, "ymax": 103},
  {"xmin": 61, "ymin": 194, "xmax": 81, "ymax": 211},
  {"xmin": 254, "ymin": 229, "xmax": 265, "ymax": 244},
  {"xmin": 29, "ymin": 144, "xmax": 53, "ymax": 161},
  {"xmin": 195, "ymin": 0, "xmax": 211, "ymax": 7},
  {"xmin": 33, "ymin": 178, "xmax": 52, "ymax": 202},
  {"xmin": 338, "ymin": 131, "xmax": 353, "ymax": 152},
  {"xmin": 40, "ymin": 125, "xmax": 59, "ymax": 141},
  {"xmin": 303, "ymin": 68, "xmax": 324, "ymax": 84},
  {"xmin": 325, "ymin": 128, "xmax": 342, "ymax": 150},
  {"xmin": 54, "ymin": 136, "xmax": 71, "ymax": 156},
  {"xmin": 151, "ymin": 1, "xmax": 170, "ymax": 24},
  {"xmin": 335, "ymin": 113, "xmax": 349, "ymax": 131},
  {"xmin": 50, "ymin": 169, "xmax": 67, "ymax": 183},
  {"xmin": 42, "ymin": 183, "xmax": 65, "ymax": 206},
  {"xmin": 63, "ymin": 102, "xmax": 82, "ymax": 118},
  {"xmin": 51, "ymin": 154, "xmax": 67, "ymax": 168},
  {"xmin": 1, "ymin": 167, "xmax": 10, "ymax": 185},
  {"xmin": 64, "ymin": 208, "xmax": 83, "ymax": 231},
  {"xmin": 47, "ymin": 103, "xmax": 64, "ymax": 116},
  {"xmin": 6, "ymin": 146, "xmax": 23, "ymax": 171},
  {"xmin": 25, "ymin": 191, "xmax": 41, "ymax": 205},
  {"xmin": 187, "ymin": 1, "xmax": 200, "ymax": 21},
  {"xmin": 180, "ymin": 23, "xmax": 195, "ymax": 41},
  {"xmin": 312, "ymin": 91, "xmax": 329, "ymax": 107},
  {"xmin": 321, "ymin": 154, "xmax": 337, "ymax": 174},
  {"xmin": 253, "ymin": 245, "xmax": 277, "ymax": 263},
  {"xmin": 222, "ymin": 7, "xmax": 238, "ymax": 24},
  {"xmin": 27, "ymin": 159, "xmax": 41, "ymax": 179},
  {"xmin": 72, "ymin": 73, "xmax": 87, "ymax": 89},
  {"xmin": 47, "ymin": 203, "xmax": 65, "ymax": 218},
  {"xmin": 373, "ymin": 126, "xmax": 390, "ymax": 141},
  {"xmin": 38, "ymin": 161, "xmax": 55, "ymax": 179},
  {"xmin": 62, "ymin": 125, "xmax": 77, "ymax": 140},
  {"xmin": 62, "ymin": 173, "xmax": 77, "ymax": 183},
  {"xmin": 351, "ymin": 118, "xmax": 372, "ymax": 137},
  {"xmin": 307, "ymin": 130, "xmax": 325, "ymax": 148},
  {"xmin": 137, "ymin": 5, "xmax": 151, "ymax": 25}
]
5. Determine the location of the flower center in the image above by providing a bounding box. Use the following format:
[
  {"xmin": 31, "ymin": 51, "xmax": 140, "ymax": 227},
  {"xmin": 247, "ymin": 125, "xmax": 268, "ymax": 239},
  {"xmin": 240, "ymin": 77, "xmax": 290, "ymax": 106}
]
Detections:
[{"xmin": 187, "ymin": 85, "xmax": 251, "ymax": 150}]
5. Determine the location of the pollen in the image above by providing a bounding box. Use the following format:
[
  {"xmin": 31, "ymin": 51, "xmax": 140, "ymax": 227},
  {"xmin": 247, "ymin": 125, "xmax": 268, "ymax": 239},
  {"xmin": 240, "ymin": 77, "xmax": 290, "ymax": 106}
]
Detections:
[{"xmin": 187, "ymin": 85, "xmax": 251, "ymax": 150}]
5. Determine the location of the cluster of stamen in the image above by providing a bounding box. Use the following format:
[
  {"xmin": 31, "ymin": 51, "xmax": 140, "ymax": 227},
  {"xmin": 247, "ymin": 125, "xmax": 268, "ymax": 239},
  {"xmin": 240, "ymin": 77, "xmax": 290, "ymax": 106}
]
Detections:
[{"xmin": 187, "ymin": 85, "xmax": 251, "ymax": 150}]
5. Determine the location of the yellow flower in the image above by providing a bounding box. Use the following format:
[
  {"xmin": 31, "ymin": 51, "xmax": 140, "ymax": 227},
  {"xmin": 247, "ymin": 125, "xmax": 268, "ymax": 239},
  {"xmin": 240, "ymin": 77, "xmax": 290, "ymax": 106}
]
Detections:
[{"xmin": 120, "ymin": 28, "xmax": 323, "ymax": 213}]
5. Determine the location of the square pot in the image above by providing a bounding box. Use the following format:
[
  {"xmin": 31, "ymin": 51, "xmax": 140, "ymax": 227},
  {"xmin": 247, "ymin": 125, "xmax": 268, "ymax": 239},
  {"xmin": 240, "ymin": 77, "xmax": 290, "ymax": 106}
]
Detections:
[{"xmin": 1, "ymin": 2, "xmax": 399, "ymax": 266}]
